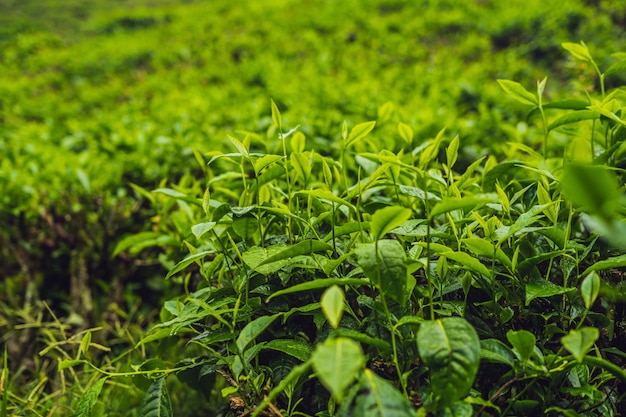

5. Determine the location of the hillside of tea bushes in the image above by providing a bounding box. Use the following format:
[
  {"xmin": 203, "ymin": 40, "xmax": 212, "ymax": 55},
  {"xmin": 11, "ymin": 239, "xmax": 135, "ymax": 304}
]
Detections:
[{"xmin": 2, "ymin": 0, "xmax": 626, "ymax": 415}]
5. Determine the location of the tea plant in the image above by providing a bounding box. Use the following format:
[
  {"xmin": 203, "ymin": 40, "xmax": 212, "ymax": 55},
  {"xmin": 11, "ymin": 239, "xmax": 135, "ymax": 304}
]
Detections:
[{"xmin": 69, "ymin": 41, "xmax": 626, "ymax": 415}]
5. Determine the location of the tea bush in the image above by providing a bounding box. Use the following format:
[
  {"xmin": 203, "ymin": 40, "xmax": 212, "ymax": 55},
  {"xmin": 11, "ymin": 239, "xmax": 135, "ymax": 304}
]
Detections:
[{"xmin": 2, "ymin": 0, "xmax": 626, "ymax": 415}]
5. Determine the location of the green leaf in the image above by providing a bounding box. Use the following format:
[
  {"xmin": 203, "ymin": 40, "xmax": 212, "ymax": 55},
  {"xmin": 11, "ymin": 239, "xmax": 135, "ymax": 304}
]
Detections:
[
  {"xmin": 165, "ymin": 251, "xmax": 213, "ymax": 280},
  {"xmin": 73, "ymin": 378, "xmax": 106, "ymax": 417},
  {"xmin": 417, "ymin": 317, "xmax": 480, "ymax": 407},
  {"xmin": 462, "ymin": 238, "xmax": 512, "ymax": 268},
  {"xmin": 355, "ymin": 240, "xmax": 408, "ymax": 305},
  {"xmin": 270, "ymin": 99, "xmax": 282, "ymax": 130},
  {"xmin": 321, "ymin": 285, "xmax": 345, "ymax": 329},
  {"xmin": 581, "ymin": 272, "xmax": 601, "ymax": 310},
  {"xmin": 345, "ymin": 121, "xmax": 376, "ymax": 148},
  {"xmin": 429, "ymin": 197, "xmax": 496, "ymax": 219},
  {"xmin": 258, "ymin": 239, "xmax": 332, "ymax": 267},
  {"xmin": 58, "ymin": 359, "xmax": 88, "ymax": 370},
  {"xmin": 337, "ymin": 369, "xmax": 415, "ymax": 417},
  {"xmin": 525, "ymin": 279, "xmax": 575, "ymax": 306},
  {"xmin": 370, "ymin": 206, "xmax": 412, "ymax": 241},
  {"xmin": 604, "ymin": 59, "xmax": 626, "ymax": 77},
  {"xmin": 191, "ymin": 222, "xmax": 216, "ymax": 239},
  {"xmin": 497, "ymin": 79, "xmax": 537, "ymax": 106},
  {"xmin": 290, "ymin": 152, "xmax": 312, "ymax": 184},
  {"xmin": 263, "ymin": 339, "xmax": 313, "ymax": 362},
  {"xmin": 311, "ymin": 337, "xmax": 365, "ymax": 401},
  {"xmin": 296, "ymin": 189, "xmax": 356, "ymax": 211},
  {"xmin": 562, "ymin": 42, "xmax": 593, "ymax": 63},
  {"xmin": 446, "ymin": 135, "xmax": 460, "ymax": 168},
  {"xmin": 506, "ymin": 330, "xmax": 535, "ymax": 363},
  {"xmin": 563, "ymin": 163, "xmax": 621, "ymax": 220},
  {"xmin": 425, "ymin": 245, "xmax": 492, "ymax": 278},
  {"xmin": 562, "ymin": 327, "xmax": 599, "ymax": 362},
  {"xmin": 80, "ymin": 330, "xmax": 92, "ymax": 358},
  {"xmin": 113, "ymin": 232, "xmax": 173, "ymax": 257},
  {"xmin": 398, "ymin": 122, "xmax": 414, "ymax": 144},
  {"xmin": 480, "ymin": 339, "xmax": 515, "ymax": 367},
  {"xmin": 547, "ymin": 110, "xmax": 600, "ymax": 131},
  {"xmin": 267, "ymin": 278, "xmax": 370, "ymax": 301},
  {"xmin": 227, "ymin": 135, "xmax": 249, "ymax": 158},
  {"xmin": 236, "ymin": 314, "xmax": 280, "ymax": 352},
  {"xmin": 252, "ymin": 362, "xmax": 312, "ymax": 417},
  {"xmin": 583, "ymin": 253, "xmax": 626, "ymax": 275},
  {"xmin": 141, "ymin": 377, "xmax": 172, "ymax": 417}
]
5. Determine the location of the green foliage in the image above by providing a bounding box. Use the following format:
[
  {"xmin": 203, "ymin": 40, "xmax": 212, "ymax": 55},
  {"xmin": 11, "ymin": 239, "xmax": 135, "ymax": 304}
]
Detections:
[{"xmin": 3, "ymin": 0, "xmax": 626, "ymax": 416}]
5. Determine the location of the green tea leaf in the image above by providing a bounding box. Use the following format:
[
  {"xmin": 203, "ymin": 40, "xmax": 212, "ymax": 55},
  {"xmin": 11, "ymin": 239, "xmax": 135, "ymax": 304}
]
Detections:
[
  {"xmin": 583, "ymin": 253, "xmax": 626, "ymax": 275},
  {"xmin": 562, "ymin": 42, "xmax": 593, "ymax": 63},
  {"xmin": 562, "ymin": 327, "xmax": 599, "ymax": 362},
  {"xmin": 73, "ymin": 378, "xmax": 106, "ymax": 417},
  {"xmin": 497, "ymin": 79, "xmax": 537, "ymax": 106},
  {"xmin": 480, "ymin": 339, "xmax": 515, "ymax": 367},
  {"xmin": 227, "ymin": 135, "xmax": 249, "ymax": 158},
  {"xmin": 398, "ymin": 122, "xmax": 414, "ymax": 144},
  {"xmin": 321, "ymin": 285, "xmax": 345, "ymax": 329},
  {"xmin": 337, "ymin": 369, "xmax": 415, "ymax": 417},
  {"xmin": 370, "ymin": 206, "xmax": 412, "ymax": 241},
  {"xmin": 311, "ymin": 337, "xmax": 365, "ymax": 401},
  {"xmin": 355, "ymin": 240, "xmax": 407, "ymax": 305},
  {"xmin": 417, "ymin": 317, "xmax": 480, "ymax": 407},
  {"xmin": 236, "ymin": 314, "xmax": 280, "ymax": 352},
  {"xmin": 430, "ymin": 197, "xmax": 496, "ymax": 219},
  {"xmin": 446, "ymin": 135, "xmax": 460, "ymax": 168},
  {"xmin": 267, "ymin": 278, "xmax": 370, "ymax": 301},
  {"xmin": 80, "ymin": 330, "xmax": 92, "ymax": 358},
  {"xmin": 506, "ymin": 330, "xmax": 535, "ymax": 363},
  {"xmin": 141, "ymin": 377, "xmax": 172, "ymax": 417},
  {"xmin": 191, "ymin": 221, "xmax": 217, "ymax": 239},
  {"xmin": 525, "ymin": 279, "xmax": 575, "ymax": 305},
  {"xmin": 270, "ymin": 99, "xmax": 282, "ymax": 130},
  {"xmin": 604, "ymin": 59, "xmax": 626, "ymax": 77},
  {"xmin": 258, "ymin": 239, "xmax": 332, "ymax": 267},
  {"xmin": 166, "ymin": 251, "xmax": 213, "ymax": 280},
  {"xmin": 462, "ymin": 238, "xmax": 512, "ymax": 268},
  {"xmin": 562, "ymin": 163, "xmax": 621, "ymax": 220},
  {"xmin": 547, "ymin": 110, "xmax": 600, "ymax": 131},
  {"xmin": 581, "ymin": 272, "xmax": 601, "ymax": 310},
  {"xmin": 345, "ymin": 121, "xmax": 376, "ymax": 148},
  {"xmin": 263, "ymin": 339, "xmax": 313, "ymax": 362}
]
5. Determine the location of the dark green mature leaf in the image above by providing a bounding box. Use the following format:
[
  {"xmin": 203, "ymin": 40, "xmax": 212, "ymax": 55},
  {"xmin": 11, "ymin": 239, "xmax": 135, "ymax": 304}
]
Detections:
[
  {"xmin": 525, "ymin": 279, "xmax": 575, "ymax": 305},
  {"xmin": 370, "ymin": 206, "xmax": 412, "ymax": 241},
  {"xmin": 562, "ymin": 328, "xmax": 599, "ymax": 362},
  {"xmin": 480, "ymin": 339, "xmax": 515, "ymax": 367},
  {"xmin": 417, "ymin": 317, "xmax": 480, "ymax": 408},
  {"xmin": 355, "ymin": 240, "xmax": 408, "ymax": 305},
  {"xmin": 73, "ymin": 378, "xmax": 106, "ymax": 417},
  {"xmin": 311, "ymin": 337, "xmax": 365, "ymax": 401},
  {"xmin": 263, "ymin": 339, "xmax": 313, "ymax": 362},
  {"xmin": 141, "ymin": 378, "xmax": 172, "ymax": 417},
  {"xmin": 337, "ymin": 369, "xmax": 415, "ymax": 417},
  {"xmin": 236, "ymin": 314, "xmax": 280, "ymax": 352}
]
